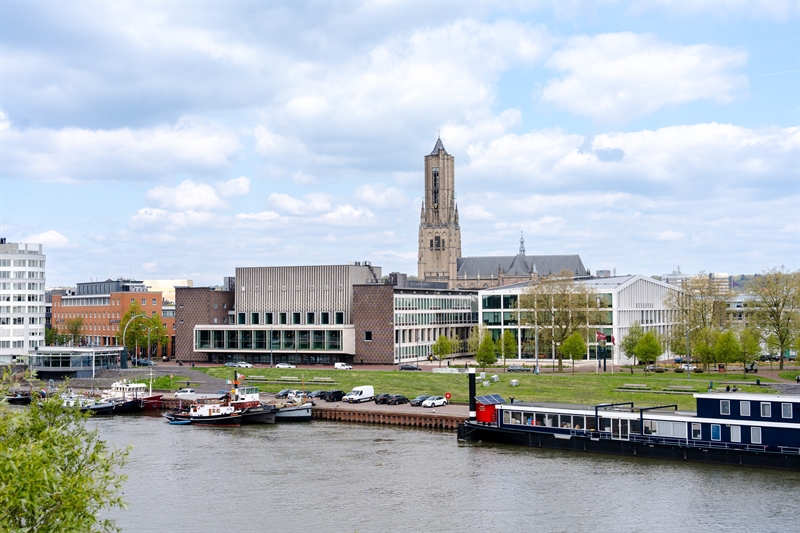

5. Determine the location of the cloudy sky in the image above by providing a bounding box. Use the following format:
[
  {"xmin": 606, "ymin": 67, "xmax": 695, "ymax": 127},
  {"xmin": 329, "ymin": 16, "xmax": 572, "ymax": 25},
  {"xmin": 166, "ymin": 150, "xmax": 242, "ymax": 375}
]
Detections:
[{"xmin": 1, "ymin": 1, "xmax": 798, "ymax": 287}]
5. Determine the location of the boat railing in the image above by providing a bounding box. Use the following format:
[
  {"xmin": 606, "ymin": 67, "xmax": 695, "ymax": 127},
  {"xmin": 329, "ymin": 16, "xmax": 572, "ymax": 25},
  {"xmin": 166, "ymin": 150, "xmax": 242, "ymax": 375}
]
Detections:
[{"xmin": 778, "ymin": 446, "xmax": 800, "ymax": 455}]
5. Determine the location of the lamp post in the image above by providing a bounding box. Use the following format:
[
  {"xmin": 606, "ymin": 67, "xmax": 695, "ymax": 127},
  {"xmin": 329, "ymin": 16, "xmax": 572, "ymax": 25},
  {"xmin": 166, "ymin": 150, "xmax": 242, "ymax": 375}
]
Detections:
[{"xmin": 121, "ymin": 313, "xmax": 147, "ymax": 369}]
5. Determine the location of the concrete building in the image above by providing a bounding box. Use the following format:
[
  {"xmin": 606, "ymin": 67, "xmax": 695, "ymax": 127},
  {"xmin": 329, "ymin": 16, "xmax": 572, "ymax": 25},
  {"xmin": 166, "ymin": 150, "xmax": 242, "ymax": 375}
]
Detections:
[
  {"xmin": 416, "ymin": 138, "xmax": 588, "ymax": 289},
  {"xmin": 50, "ymin": 279, "xmax": 174, "ymax": 357},
  {"xmin": 478, "ymin": 275, "xmax": 680, "ymax": 365},
  {"xmin": 191, "ymin": 263, "xmax": 381, "ymax": 365},
  {"xmin": 142, "ymin": 279, "xmax": 193, "ymax": 304},
  {"xmin": 0, "ymin": 238, "xmax": 46, "ymax": 363}
]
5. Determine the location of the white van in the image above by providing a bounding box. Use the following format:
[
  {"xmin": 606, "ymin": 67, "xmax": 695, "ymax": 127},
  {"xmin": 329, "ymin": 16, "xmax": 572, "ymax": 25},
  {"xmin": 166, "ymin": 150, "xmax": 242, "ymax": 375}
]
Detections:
[
  {"xmin": 334, "ymin": 362, "xmax": 352, "ymax": 370},
  {"xmin": 343, "ymin": 385, "xmax": 374, "ymax": 403}
]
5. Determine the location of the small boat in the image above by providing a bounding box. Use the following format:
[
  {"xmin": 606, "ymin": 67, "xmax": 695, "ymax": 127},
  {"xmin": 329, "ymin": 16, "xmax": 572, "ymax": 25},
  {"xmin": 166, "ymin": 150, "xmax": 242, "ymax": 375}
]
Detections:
[
  {"xmin": 5, "ymin": 391, "xmax": 33, "ymax": 405},
  {"xmin": 62, "ymin": 394, "xmax": 114, "ymax": 416},
  {"xmin": 169, "ymin": 419, "xmax": 192, "ymax": 426},
  {"xmin": 270, "ymin": 399, "xmax": 313, "ymax": 422}
]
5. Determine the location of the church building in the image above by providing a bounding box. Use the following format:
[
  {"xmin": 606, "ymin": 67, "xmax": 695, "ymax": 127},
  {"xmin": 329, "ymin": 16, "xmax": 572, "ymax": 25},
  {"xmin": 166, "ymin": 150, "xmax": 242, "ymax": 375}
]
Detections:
[{"xmin": 417, "ymin": 137, "xmax": 588, "ymax": 289}]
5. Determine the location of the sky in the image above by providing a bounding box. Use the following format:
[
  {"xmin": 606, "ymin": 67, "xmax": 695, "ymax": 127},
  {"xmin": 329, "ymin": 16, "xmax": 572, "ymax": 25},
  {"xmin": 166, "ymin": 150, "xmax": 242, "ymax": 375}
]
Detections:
[{"xmin": 0, "ymin": 1, "xmax": 798, "ymax": 288}]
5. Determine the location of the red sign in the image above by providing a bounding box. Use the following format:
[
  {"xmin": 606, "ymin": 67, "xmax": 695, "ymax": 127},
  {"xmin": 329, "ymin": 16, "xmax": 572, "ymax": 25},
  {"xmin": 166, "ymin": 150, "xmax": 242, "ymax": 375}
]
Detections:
[{"xmin": 445, "ymin": 392, "xmax": 451, "ymax": 400}]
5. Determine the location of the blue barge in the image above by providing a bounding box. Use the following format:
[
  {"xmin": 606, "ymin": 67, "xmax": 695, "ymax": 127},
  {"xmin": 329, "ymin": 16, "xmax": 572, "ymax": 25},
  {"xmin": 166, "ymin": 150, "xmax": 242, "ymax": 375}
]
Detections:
[{"xmin": 457, "ymin": 370, "xmax": 800, "ymax": 470}]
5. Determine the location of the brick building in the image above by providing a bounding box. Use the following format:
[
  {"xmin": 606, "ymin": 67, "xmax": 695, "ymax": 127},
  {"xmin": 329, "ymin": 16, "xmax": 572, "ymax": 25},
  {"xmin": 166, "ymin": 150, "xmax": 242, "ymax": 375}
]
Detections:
[{"xmin": 174, "ymin": 286, "xmax": 235, "ymax": 362}]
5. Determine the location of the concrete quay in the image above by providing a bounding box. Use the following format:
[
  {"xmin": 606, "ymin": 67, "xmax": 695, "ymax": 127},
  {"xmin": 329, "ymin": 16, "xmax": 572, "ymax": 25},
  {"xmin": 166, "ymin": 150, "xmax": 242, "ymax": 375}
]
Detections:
[{"xmin": 310, "ymin": 399, "xmax": 467, "ymax": 430}]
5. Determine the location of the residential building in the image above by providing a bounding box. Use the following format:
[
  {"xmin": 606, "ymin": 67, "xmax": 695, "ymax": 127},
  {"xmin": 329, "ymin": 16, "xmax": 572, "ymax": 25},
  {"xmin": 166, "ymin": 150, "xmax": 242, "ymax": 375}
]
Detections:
[
  {"xmin": 0, "ymin": 238, "xmax": 46, "ymax": 363},
  {"xmin": 478, "ymin": 275, "xmax": 680, "ymax": 365}
]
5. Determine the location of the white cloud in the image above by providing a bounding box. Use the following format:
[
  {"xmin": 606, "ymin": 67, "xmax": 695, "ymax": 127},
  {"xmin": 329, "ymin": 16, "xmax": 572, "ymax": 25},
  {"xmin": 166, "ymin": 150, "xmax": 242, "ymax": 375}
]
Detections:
[
  {"xmin": 130, "ymin": 208, "xmax": 217, "ymax": 228},
  {"xmin": 657, "ymin": 230, "xmax": 685, "ymax": 241},
  {"xmin": 147, "ymin": 180, "xmax": 227, "ymax": 211},
  {"xmin": 320, "ymin": 205, "xmax": 375, "ymax": 226},
  {"xmin": 540, "ymin": 32, "xmax": 748, "ymax": 122},
  {"xmin": 235, "ymin": 211, "xmax": 280, "ymax": 222},
  {"xmin": 460, "ymin": 205, "xmax": 493, "ymax": 220},
  {"xmin": 3, "ymin": 116, "xmax": 241, "ymax": 183},
  {"xmin": 216, "ymin": 177, "xmax": 250, "ymax": 197},
  {"xmin": 142, "ymin": 261, "xmax": 158, "ymax": 271},
  {"xmin": 267, "ymin": 193, "xmax": 332, "ymax": 215},
  {"xmin": 292, "ymin": 171, "xmax": 317, "ymax": 185},
  {"xmin": 0, "ymin": 110, "xmax": 9, "ymax": 132},
  {"xmin": 354, "ymin": 183, "xmax": 407, "ymax": 209},
  {"xmin": 24, "ymin": 230, "xmax": 73, "ymax": 249}
]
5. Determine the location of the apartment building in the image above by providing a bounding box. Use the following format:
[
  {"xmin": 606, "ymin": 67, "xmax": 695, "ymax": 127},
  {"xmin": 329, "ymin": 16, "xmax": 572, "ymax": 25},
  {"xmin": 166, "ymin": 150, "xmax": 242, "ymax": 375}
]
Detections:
[{"xmin": 0, "ymin": 238, "xmax": 46, "ymax": 363}]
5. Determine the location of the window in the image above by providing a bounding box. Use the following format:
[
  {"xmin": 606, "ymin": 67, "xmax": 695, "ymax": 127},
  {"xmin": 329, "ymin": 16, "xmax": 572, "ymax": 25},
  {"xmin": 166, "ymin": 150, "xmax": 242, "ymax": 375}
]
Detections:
[
  {"xmin": 152, "ymin": 299, "xmax": 157, "ymax": 306},
  {"xmin": 720, "ymin": 400, "xmax": 730, "ymax": 415},
  {"xmin": 214, "ymin": 303, "xmax": 218, "ymax": 309},
  {"xmin": 691, "ymin": 423, "xmax": 701, "ymax": 439},
  {"xmin": 711, "ymin": 424, "xmax": 721, "ymax": 441},
  {"xmin": 731, "ymin": 425, "xmax": 741, "ymax": 443},
  {"xmin": 321, "ymin": 312, "xmax": 330, "ymax": 325},
  {"xmin": 782, "ymin": 403, "xmax": 793, "ymax": 419},
  {"xmin": 292, "ymin": 312, "xmax": 301, "ymax": 325},
  {"xmin": 265, "ymin": 312, "xmax": 273, "ymax": 325},
  {"xmin": 238, "ymin": 313, "xmax": 245, "ymax": 325},
  {"xmin": 131, "ymin": 299, "xmax": 135, "ymax": 305},
  {"xmin": 251, "ymin": 313, "xmax": 260, "ymax": 325},
  {"xmin": 307, "ymin": 312, "xmax": 315, "ymax": 324},
  {"xmin": 279, "ymin": 312, "xmax": 287, "ymax": 325},
  {"xmin": 142, "ymin": 298, "xmax": 146, "ymax": 306},
  {"xmin": 364, "ymin": 331, "xmax": 372, "ymax": 342},
  {"xmin": 223, "ymin": 303, "xmax": 227, "ymax": 309},
  {"xmin": 213, "ymin": 318, "xmax": 218, "ymax": 324},
  {"xmin": 751, "ymin": 426, "xmax": 762, "ymax": 444},
  {"xmin": 760, "ymin": 402, "xmax": 771, "ymax": 418},
  {"xmin": 335, "ymin": 312, "xmax": 344, "ymax": 325},
  {"xmin": 740, "ymin": 401, "xmax": 750, "ymax": 417}
]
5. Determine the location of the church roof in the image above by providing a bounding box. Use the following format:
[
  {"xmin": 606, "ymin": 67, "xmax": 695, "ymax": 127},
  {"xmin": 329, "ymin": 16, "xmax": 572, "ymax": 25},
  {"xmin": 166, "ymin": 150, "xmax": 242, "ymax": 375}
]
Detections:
[
  {"xmin": 456, "ymin": 254, "xmax": 587, "ymax": 278},
  {"xmin": 429, "ymin": 137, "xmax": 449, "ymax": 156}
]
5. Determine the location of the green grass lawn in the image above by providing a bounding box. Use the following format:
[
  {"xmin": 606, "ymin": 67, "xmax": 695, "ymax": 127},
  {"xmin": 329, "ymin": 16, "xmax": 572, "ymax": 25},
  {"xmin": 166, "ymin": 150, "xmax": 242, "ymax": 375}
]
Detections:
[
  {"xmin": 779, "ymin": 371, "xmax": 800, "ymax": 381},
  {"xmin": 203, "ymin": 367, "xmax": 774, "ymax": 411},
  {"xmin": 133, "ymin": 375, "xmax": 193, "ymax": 391}
]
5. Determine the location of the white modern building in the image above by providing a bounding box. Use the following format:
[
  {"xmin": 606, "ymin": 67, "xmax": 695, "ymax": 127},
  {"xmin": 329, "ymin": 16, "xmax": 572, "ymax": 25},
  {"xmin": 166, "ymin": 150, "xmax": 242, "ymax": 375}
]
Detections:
[
  {"xmin": 0, "ymin": 238, "xmax": 46, "ymax": 363},
  {"xmin": 478, "ymin": 275, "xmax": 680, "ymax": 365}
]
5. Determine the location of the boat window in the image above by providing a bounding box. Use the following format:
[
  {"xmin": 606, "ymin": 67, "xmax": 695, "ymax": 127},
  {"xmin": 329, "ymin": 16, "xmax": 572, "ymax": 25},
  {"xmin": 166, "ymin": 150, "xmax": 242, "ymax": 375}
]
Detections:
[
  {"xmin": 672, "ymin": 422, "xmax": 687, "ymax": 439},
  {"xmin": 600, "ymin": 417, "xmax": 611, "ymax": 432},
  {"xmin": 629, "ymin": 419, "xmax": 640, "ymax": 434},
  {"xmin": 731, "ymin": 425, "xmax": 741, "ymax": 443},
  {"xmin": 740, "ymin": 401, "xmax": 750, "ymax": 417},
  {"xmin": 511, "ymin": 411, "xmax": 523, "ymax": 425},
  {"xmin": 711, "ymin": 424, "xmax": 721, "ymax": 441},
  {"xmin": 503, "ymin": 410, "xmax": 511, "ymax": 424},
  {"xmin": 760, "ymin": 402, "xmax": 771, "ymax": 418},
  {"xmin": 545, "ymin": 414, "xmax": 557, "ymax": 427},
  {"xmin": 572, "ymin": 415, "xmax": 584, "ymax": 430},
  {"xmin": 524, "ymin": 413, "xmax": 534, "ymax": 425},
  {"xmin": 585, "ymin": 416, "xmax": 597, "ymax": 431},
  {"xmin": 560, "ymin": 415, "xmax": 573, "ymax": 429},
  {"xmin": 658, "ymin": 421, "xmax": 673, "ymax": 437},
  {"xmin": 751, "ymin": 426, "xmax": 762, "ymax": 444},
  {"xmin": 611, "ymin": 419, "xmax": 620, "ymax": 439},
  {"xmin": 535, "ymin": 413, "xmax": 546, "ymax": 426},
  {"xmin": 782, "ymin": 403, "xmax": 792, "ymax": 419},
  {"xmin": 691, "ymin": 423, "xmax": 701, "ymax": 440},
  {"xmin": 643, "ymin": 420, "xmax": 656, "ymax": 435},
  {"xmin": 720, "ymin": 400, "xmax": 730, "ymax": 415}
]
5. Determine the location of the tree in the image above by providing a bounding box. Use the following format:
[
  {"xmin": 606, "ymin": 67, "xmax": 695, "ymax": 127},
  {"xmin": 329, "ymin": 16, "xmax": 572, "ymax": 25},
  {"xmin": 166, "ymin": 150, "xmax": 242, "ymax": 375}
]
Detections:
[
  {"xmin": 560, "ymin": 331, "xmax": 586, "ymax": 374},
  {"xmin": 0, "ymin": 371, "xmax": 128, "ymax": 532},
  {"xmin": 467, "ymin": 325, "xmax": 487, "ymax": 354},
  {"xmin": 633, "ymin": 331, "xmax": 663, "ymax": 366},
  {"xmin": 45, "ymin": 325, "xmax": 69, "ymax": 347},
  {"xmin": 747, "ymin": 267, "xmax": 800, "ymax": 370},
  {"xmin": 64, "ymin": 316, "xmax": 85, "ymax": 346},
  {"xmin": 714, "ymin": 330, "xmax": 740, "ymax": 375},
  {"xmin": 115, "ymin": 303, "xmax": 169, "ymax": 359},
  {"xmin": 520, "ymin": 270, "xmax": 598, "ymax": 372},
  {"xmin": 432, "ymin": 335, "xmax": 452, "ymax": 367},
  {"xmin": 620, "ymin": 322, "xmax": 644, "ymax": 365},
  {"xmin": 738, "ymin": 326, "xmax": 762, "ymax": 372},
  {"xmin": 475, "ymin": 333, "xmax": 497, "ymax": 369},
  {"xmin": 496, "ymin": 330, "xmax": 517, "ymax": 366}
]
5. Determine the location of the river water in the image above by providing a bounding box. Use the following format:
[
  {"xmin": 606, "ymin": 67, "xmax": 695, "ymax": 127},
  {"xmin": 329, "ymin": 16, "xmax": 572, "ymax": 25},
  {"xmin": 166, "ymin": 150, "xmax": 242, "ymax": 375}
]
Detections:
[{"xmin": 97, "ymin": 414, "xmax": 799, "ymax": 533}]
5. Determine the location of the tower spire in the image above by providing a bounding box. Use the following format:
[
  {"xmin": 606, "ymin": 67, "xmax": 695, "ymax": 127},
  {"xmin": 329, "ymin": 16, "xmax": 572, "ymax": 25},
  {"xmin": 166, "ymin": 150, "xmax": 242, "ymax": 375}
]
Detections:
[{"xmin": 519, "ymin": 231, "xmax": 525, "ymax": 255}]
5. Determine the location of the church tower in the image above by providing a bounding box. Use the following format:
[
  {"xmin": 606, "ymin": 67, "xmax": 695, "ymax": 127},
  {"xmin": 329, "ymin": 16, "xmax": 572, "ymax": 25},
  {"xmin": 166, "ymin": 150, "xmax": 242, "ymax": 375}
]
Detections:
[{"xmin": 418, "ymin": 137, "xmax": 462, "ymax": 285}]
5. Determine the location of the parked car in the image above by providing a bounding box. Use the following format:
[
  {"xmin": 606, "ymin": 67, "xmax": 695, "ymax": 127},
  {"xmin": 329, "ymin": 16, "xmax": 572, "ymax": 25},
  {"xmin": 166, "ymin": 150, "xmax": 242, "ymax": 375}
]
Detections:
[
  {"xmin": 275, "ymin": 363, "xmax": 296, "ymax": 369},
  {"xmin": 507, "ymin": 365, "xmax": 530, "ymax": 373},
  {"xmin": 387, "ymin": 394, "xmax": 409, "ymax": 405},
  {"xmin": 410, "ymin": 395, "xmax": 430, "ymax": 406},
  {"xmin": 399, "ymin": 364, "xmax": 422, "ymax": 371},
  {"xmin": 274, "ymin": 389, "xmax": 292, "ymax": 399},
  {"xmin": 308, "ymin": 390, "xmax": 327, "ymax": 398},
  {"xmin": 374, "ymin": 393, "xmax": 391, "ymax": 404},
  {"xmin": 343, "ymin": 385, "xmax": 375, "ymax": 403},
  {"xmin": 236, "ymin": 362, "xmax": 253, "ymax": 368},
  {"xmin": 422, "ymin": 396, "xmax": 448, "ymax": 408},
  {"xmin": 224, "ymin": 362, "xmax": 238, "ymax": 367},
  {"xmin": 334, "ymin": 362, "xmax": 353, "ymax": 370},
  {"xmin": 324, "ymin": 390, "xmax": 345, "ymax": 402},
  {"xmin": 288, "ymin": 390, "xmax": 311, "ymax": 400},
  {"xmin": 174, "ymin": 388, "xmax": 195, "ymax": 398},
  {"xmin": 680, "ymin": 364, "xmax": 696, "ymax": 371}
]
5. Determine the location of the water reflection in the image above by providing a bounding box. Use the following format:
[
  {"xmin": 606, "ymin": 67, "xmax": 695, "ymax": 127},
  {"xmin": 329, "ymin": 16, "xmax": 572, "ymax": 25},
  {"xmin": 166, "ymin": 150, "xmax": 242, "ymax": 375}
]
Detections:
[{"xmin": 97, "ymin": 416, "xmax": 800, "ymax": 533}]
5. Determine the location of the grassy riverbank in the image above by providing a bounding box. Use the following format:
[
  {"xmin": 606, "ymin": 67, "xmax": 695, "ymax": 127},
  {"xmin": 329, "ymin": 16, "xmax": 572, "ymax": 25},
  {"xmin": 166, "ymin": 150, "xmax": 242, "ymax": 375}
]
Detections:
[{"xmin": 203, "ymin": 367, "xmax": 773, "ymax": 411}]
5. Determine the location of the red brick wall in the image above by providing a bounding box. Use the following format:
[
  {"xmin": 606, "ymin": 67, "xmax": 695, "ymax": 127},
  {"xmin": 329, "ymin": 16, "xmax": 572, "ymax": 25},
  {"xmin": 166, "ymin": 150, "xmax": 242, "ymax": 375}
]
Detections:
[{"xmin": 352, "ymin": 284, "xmax": 394, "ymax": 364}]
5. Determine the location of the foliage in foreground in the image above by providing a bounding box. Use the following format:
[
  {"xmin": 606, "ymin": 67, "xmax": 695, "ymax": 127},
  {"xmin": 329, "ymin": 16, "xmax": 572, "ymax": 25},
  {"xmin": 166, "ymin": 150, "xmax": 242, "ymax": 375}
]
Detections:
[{"xmin": 0, "ymin": 374, "xmax": 129, "ymax": 533}]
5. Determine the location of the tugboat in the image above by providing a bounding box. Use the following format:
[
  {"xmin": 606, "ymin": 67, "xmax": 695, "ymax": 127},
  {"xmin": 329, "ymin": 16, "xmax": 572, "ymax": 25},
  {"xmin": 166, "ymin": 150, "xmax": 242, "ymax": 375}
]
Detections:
[
  {"xmin": 227, "ymin": 380, "xmax": 278, "ymax": 424},
  {"xmin": 163, "ymin": 397, "xmax": 243, "ymax": 427}
]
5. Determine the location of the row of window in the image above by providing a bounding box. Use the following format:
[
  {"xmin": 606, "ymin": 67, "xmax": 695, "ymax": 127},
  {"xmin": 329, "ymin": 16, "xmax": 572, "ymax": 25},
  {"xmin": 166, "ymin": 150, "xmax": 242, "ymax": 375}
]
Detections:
[
  {"xmin": 0, "ymin": 283, "xmax": 44, "ymax": 291},
  {"xmin": 720, "ymin": 399, "xmax": 792, "ymax": 419},
  {"xmin": 0, "ymin": 271, "xmax": 45, "ymax": 279},
  {"xmin": 0, "ymin": 306, "xmax": 45, "ymax": 314},
  {"xmin": 0, "ymin": 260, "xmax": 44, "ymax": 267},
  {"xmin": 483, "ymin": 294, "xmax": 614, "ymax": 311},
  {"xmin": 395, "ymin": 311, "xmax": 477, "ymax": 326},
  {"xmin": 247, "ymin": 284, "xmax": 344, "ymax": 292},
  {"xmin": 0, "ymin": 340, "xmax": 43, "ymax": 348},
  {"xmin": 55, "ymin": 311, "xmax": 121, "ymax": 319},
  {"xmin": 59, "ymin": 297, "xmax": 159, "ymax": 307},
  {"xmin": 195, "ymin": 329, "xmax": 343, "ymax": 351},
  {"xmin": 236, "ymin": 311, "xmax": 345, "ymax": 326},
  {"xmin": 0, "ymin": 317, "xmax": 44, "ymax": 325},
  {"xmin": 394, "ymin": 297, "xmax": 473, "ymax": 311},
  {"xmin": 481, "ymin": 311, "xmax": 614, "ymax": 327}
]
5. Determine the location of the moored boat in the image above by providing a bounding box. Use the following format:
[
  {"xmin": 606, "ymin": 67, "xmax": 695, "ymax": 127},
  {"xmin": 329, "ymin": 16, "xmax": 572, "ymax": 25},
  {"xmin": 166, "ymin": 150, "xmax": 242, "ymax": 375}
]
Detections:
[
  {"xmin": 227, "ymin": 381, "xmax": 278, "ymax": 424},
  {"xmin": 457, "ymin": 369, "xmax": 800, "ymax": 470},
  {"xmin": 5, "ymin": 390, "xmax": 33, "ymax": 405},
  {"xmin": 62, "ymin": 394, "xmax": 115, "ymax": 416},
  {"xmin": 163, "ymin": 397, "xmax": 242, "ymax": 427},
  {"xmin": 102, "ymin": 380, "xmax": 162, "ymax": 411},
  {"xmin": 270, "ymin": 399, "xmax": 313, "ymax": 422}
]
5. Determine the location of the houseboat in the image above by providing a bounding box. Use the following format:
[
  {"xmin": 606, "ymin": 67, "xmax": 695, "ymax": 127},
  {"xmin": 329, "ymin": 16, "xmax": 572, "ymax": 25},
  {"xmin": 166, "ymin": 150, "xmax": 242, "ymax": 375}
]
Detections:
[{"xmin": 457, "ymin": 369, "xmax": 800, "ymax": 470}]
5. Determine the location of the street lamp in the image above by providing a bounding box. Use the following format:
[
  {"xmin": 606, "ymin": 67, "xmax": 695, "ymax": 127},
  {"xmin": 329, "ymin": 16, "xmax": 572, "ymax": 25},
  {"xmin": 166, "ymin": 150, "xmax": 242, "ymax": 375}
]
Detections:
[{"xmin": 121, "ymin": 313, "xmax": 147, "ymax": 369}]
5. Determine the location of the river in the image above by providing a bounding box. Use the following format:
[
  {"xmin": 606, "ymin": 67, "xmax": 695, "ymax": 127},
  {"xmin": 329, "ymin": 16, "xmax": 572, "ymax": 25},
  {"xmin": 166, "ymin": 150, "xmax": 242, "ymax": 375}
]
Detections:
[{"xmin": 97, "ymin": 414, "xmax": 799, "ymax": 533}]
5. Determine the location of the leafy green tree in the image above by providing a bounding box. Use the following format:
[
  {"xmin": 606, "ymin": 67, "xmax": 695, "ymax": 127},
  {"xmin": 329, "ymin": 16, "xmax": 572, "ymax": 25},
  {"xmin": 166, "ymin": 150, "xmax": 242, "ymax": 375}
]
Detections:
[
  {"xmin": 620, "ymin": 322, "xmax": 644, "ymax": 365},
  {"xmin": 693, "ymin": 328, "xmax": 718, "ymax": 370},
  {"xmin": 748, "ymin": 266, "xmax": 800, "ymax": 370},
  {"xmin": 738, "ymin": 326, "xmax": 762, "ymax": 371},
  {"xmin": 714, "ymin": 330, "xmax": 740, "ymax": 375},
  {"xmin": 495, "ymin": 330, "xmax": 517, "ymax": 366},
  {"xmin": 560, "ymin": 331, "xmax": 587, "ymax": 374},
  {"xmin": 45, "ymin": 325, "xmax": 69, "ymax": 346},
  {"xmin": 432, "ymin": 335, "xmax": 453, "ymax": 368},
  {"xmin": 467, "ymin": 325, "xmax": 484, "ymax": 354},
  {"xmin": 633, "ymin": 331, "xmax": 663, "ymax": 366},
  {"xmin": 0, "ymin": 371, "xmax": 128, "ymax": 532},
  {"xmin": 116, "ymin": 303, "xmax": 168, "ymax": 359},
  {"xmin": 475, "ymin": 333, "xmax": 497, "ymax": 370},
  {"xmin": 64, "ymin": 316, "xmax": 85, "ymax": 346}
]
